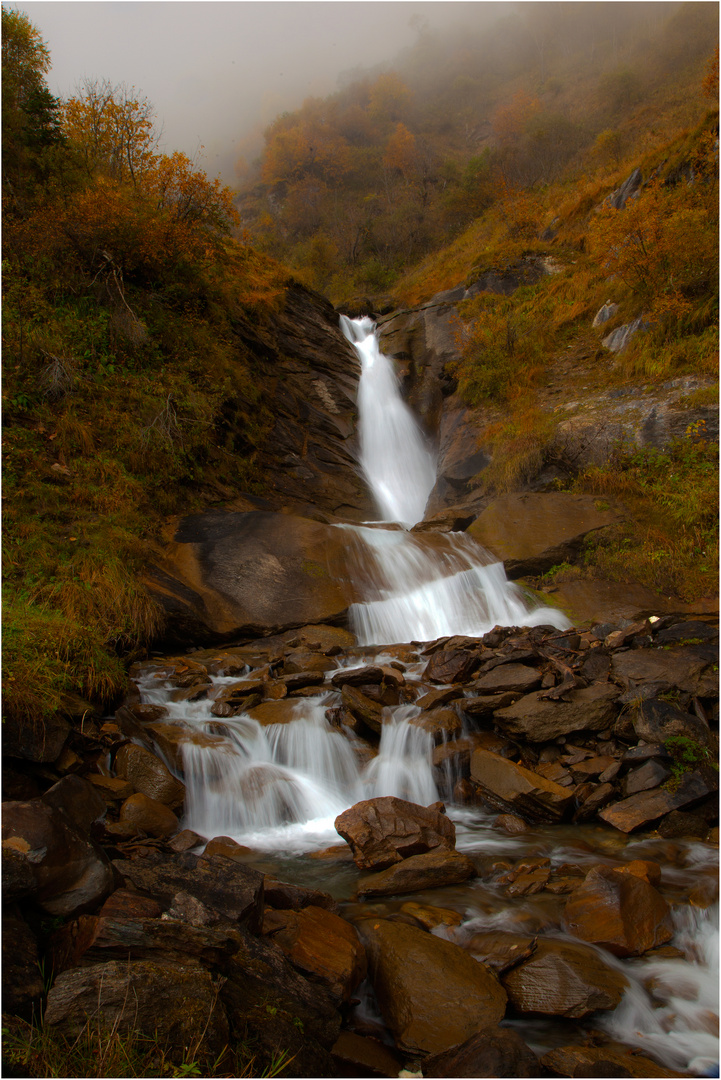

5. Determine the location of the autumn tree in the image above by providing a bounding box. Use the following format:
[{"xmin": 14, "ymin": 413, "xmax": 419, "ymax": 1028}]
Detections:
[
  {"xmin": 368, "ymin": 72, "xmax": 411, "ymax": 124},
  {"xmin": 61, "ymin": 79, "xmax": 158, "ymax": 185},
  {"xmin": 382, "ymin": 122, "xmax": 418, "ymax": 180}
]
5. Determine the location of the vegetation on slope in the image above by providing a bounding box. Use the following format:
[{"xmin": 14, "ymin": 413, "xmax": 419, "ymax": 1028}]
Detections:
[{"xmin": 2, "ymin": 7, "xmax": 289, "ymax": 728}]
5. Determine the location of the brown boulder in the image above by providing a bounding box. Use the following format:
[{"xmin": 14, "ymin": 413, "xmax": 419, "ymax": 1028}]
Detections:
[
  {"xmin": 340, "ymin": 684, "xmax": 385, "ymax": 734},
  {"xmin": 118, "ymin": 793, "xmax": 178, "ymax": 838},
  {"xmin": 262, "ymin": 904, "xmax": 366, "ymax": 1003},
  {"xmin": 358, "ymin": 919, "xmax": 507, "ymax": 1054},
  {"xmin": 470, "ymin": 750, "xmax": 574, "ymax": 823},
  {"xmin": 2, "ymin": 799, "xmax": 113, "ymax": 918},
  {"xmin": 245, "ymin": 699, "xmax": 307, "ymax": 726},
  {"xmin": 335, "ymin": 796, "xmax": 455, "ymax": 870},
  {"xmin": 500, "ymin": 937, "xmax": 628, "ymax": 1017},
  {"xmin": 563, "ymin": 865, "xmax": 673, "ymax": 957},
  {"xmin": 41, "ymin": 775, "xmax": 107, "ymax": 833},
  {"xmin": 146, "ymin": 510, "xmax": 358, "ymax": 641},
  {"xmin": 3, "ymin": 711, "xmax": 70, "ymax": 763},
  {"xmin": 423, "ymin": 1025, "xmax": 540, "ymax": 1077},
  {"xmin": 633, "ymin": 698, "xmax": 711, "ymax": 746},
  {"xmin": 463, "ymin": 931, "xmax": 536, "ymax": 974},
  {"xmin": 357, "ymin": 849, "xmax": 477, "ymax": 898},
  {"xmin": 611, "ymin": 644, "xmax": 717, "ymax": 695},
  {"xmin": 494, "ymin": 683, "xmax": 619, "ymax": 742},
  {"xmin": 332, "ymin": 1031, "xmax": 402, "ymax": 1078},
  {"xmin": 114, "ymin": 743, "xmax": 186, "ymax": 810}
]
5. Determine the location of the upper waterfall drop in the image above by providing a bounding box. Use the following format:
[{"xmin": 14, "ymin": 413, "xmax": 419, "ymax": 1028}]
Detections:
[{"xmin": 340, "ymin": 315, "xmax": 436, "ymax": 528}]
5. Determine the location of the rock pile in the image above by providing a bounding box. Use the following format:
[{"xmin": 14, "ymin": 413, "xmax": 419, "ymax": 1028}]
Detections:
[{"xmin": 2, "ymin": 613, "xmax": 717, "ymax": 1076}]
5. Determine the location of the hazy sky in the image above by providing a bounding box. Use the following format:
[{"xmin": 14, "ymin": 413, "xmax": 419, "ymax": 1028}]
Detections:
[{"xmin": 21, "ymin": 1, "xmax": 488, "ymax": 184}]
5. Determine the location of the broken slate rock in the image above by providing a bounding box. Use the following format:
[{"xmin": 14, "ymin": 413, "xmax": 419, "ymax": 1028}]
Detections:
[
  {"xmin": 500, "ymin": 936, "xmax": 628, "ymax": 1017},
  {"xmin": 356, "ymin": 848, "xmax": 477, "ymax": 898},
  {"xmin": 335, "ymin": 796, "xmax": 455, "ymax": 870},
  {"xmin": 494, "ymin": 683, "xmax": 619, "ymax": 742},
  {"xmin": 423, "ymin": 1024, "xmax": 540, "ymax": 1077},
  {"xmin": 563, "ymin": 864, "xmax": 673, "ymax": 957},
  {"xmin": 470, "ymin": 750, "xmax": 574, "ymax": 823}
]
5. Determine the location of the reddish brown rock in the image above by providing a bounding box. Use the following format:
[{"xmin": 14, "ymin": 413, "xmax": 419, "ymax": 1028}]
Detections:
[
  {"xmin": 119, "ymin": 793, "xmax": 179, "ymax": 838},
  {"xmin": 612, "ymin": 644, "xmax": 716, "ymax": 695},
  {"xmin": 470, "ymin": 750, "xmax": 574, "ymax": 823},
  {"xmin": 463, "ymin": 931, "xmax": 536, "ymax": 975},
  {"xmin": 358, "ymin": 918, "xmax": 507, "ymax": 1054},
  {"xmin": 410, "ymin": 707, "xmax": 463, "ymax": 743},
  {"xmin": 340, "ymin": 684, "xmax": 385, "ymax": 734},
  {"xmin": 423, "ymin": 1024, "xmax": 540, "ymax": 1077},
  {"xmin": 563, "ymin": 865, "xmax": 673, "ymax": 957},
  {"xmin": 424, "ymin": 648, "xmax": 481, "ymax": 684},
  {"xmin": 356, "ymin": 849, "xmax": 477, "ymax": 898},
  {"xmin": 41, "ymin": 775, "xmax": 107, "ymax": 833},
  {"xmin": 541, "ymin": 1043, "xmax": 688, "ymax": 1078},
  {"xmin": 331, "ymin": 666, "xmax": 384, "ymax": 687},
  {"xmin": 599, "ymin": 768, "xmax": 718, "ymax": 833},
  {"xmin": 399, "ymin": 902, "xmax": 463, "ymax": 931},
  {"xmin": 494, "ymin": 683, "xmax": 619, "ymax": 742},
  {"xmin": 331, "ymin": 1031, "xmax": 402, "ymax": 1079},
  {"xmin": 114, "ymin": 743, "xmax": 185, "ymax": 810},
  {"xmin": 473, "ymin": 663, "xmax": 542, "ymax": 694},
  {"xmin": 501, "ymin": 936, "xmax": 628, "ymax": 1017},
  {"xmin": 262, "ymin": 904, "xmax": 366, "ymax": 1003},
  {"xmin": 87, "ymin": 774, "xmax": 135, "ymax": 801},
  {"xmin": 245, "ymin": 699, "xmax": 307, "ymax": 726},
  {"xmin": 98, "ymin": 889, "xmax": 164, "ymax": 920},
  {"xmin": 335, "ymin": 796, "xmax": 455, "ymax": 870}
]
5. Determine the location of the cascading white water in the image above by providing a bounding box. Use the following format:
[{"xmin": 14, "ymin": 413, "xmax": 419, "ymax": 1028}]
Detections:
[
  {"xmin": 339, "ymin": 315, "xmax": 570, "ymax": 643},
  {"xmin": 340, "ymin": 314, "xmax": 437, "ymax": 527}
]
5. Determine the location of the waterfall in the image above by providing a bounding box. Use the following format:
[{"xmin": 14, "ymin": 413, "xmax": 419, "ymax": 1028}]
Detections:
[
  {"xmin": 339, "ymin": 315, "xmax": 570, "ymax": 643},
  {"xmin": 340, "ymin": 315, "xmax": 436, "ymax": 527}
]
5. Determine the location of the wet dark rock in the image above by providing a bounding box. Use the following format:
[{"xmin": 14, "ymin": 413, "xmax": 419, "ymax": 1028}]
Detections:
[
  {"xmin": 622, "ymin": 759, "xmax": 671, "ymax": 796},
  {"xmin": 409, "ymin": 707, "xmax": 463, "ymax": 743},
  {"xmin": 331, "ymin": 665, "xmax": 385, "ymax": 687},
  {"xmin": 2, "ymin": 799, "xmax": 113, "ymax": 917},
  {"xmin": 424, "ymin": 648, "xmax": 482, "ymax": 684},
  {"xmin": 500, "ymin": 937, "xmax": 628, "ymax": 1017},
  {"xmin": 423, "ymin": 1024, "xmax": 540, "ymax": 1077},
  {"xmin": 563, "ymin": 864, "xmax": 673, "ymax": 957},
  {"xmin": 331, "ymin": 1031, "xmax": 402, "ymax": 1079},
  {"xmin": 113, "ymin": 851, "xmax": 265, "ymax": 930},
  {"xmin": 357, "ymin": 918, "xmax": 507, "ymax": 1054},
  {"xmin": 118, "ymin": 793, "xmax": 179, "ymax": 838},
  {"xmin": 462, "ymin": 931, "xmax": 536, "ymax": 974},
  {"xmin": 541, "ymin": 1042, "xmax": 687, "ymax": 1077},
  {"xmin": 261, "ymin": 904, "xmax": 366, "ymax": 1003},
  {"xmin": 632, "ymin": 698, "xmax": 711, "ymax": 747},
  {"xmin": 494, "ymin": 684, "xmax": 619, "ymax": 742},
  {"xmin": 611, "ymin": 644, "xmax": 717, "ymax": 696},
  {"xmin": 473, "ymin": 663, "xmax": 542, "ymax": 694},
  {"xmin": 3, "ymin": 711, "xmax": 70, "ymax": 763},
  {"xmin": 341, "ymin": 684, "xmax": 385, "ymax": 734},
  {"xmin": 114, "ymin": 743, "xmax": 186, "ymax": 810},
  {"xmin": 41, "ymin": 774, "xmax": 107, "ymax": 833},
  {"xmin": 263, "ymin": 877, "xmax": 340, "ymax": 914},
  {"xmin": 599, "ymin": 767, "xmax": 718, "ymax": 833},
  {"xmin": 470, "ymin": 750, "xmax": 574, "ymax": 823},
  {"xmin": 335, "ymin": 796, "xmax": 455, "ymax": 870},
  {"xmin": 356, "ymin": 848, "xmax": 477, "ymax": 898}
]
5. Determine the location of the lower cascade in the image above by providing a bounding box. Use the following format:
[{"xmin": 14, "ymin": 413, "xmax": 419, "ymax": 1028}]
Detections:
[{"xmin": 123, "ymin": 318, "xmax": 717, "ymax": 1074}]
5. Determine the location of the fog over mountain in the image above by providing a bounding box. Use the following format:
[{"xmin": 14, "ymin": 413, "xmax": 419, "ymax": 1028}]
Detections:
[{"xmin": 20, "ymin": 1, "xmax": 506, "ymax": 183}]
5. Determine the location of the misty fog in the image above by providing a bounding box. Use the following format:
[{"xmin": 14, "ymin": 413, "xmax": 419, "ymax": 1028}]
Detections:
[{"xmin": 20, "ymin": 1, "xmax": 508, "ymax": 182}]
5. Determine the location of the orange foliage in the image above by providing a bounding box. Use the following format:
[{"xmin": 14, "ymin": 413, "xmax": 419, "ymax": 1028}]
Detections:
[
  {"xmin": 382, "ymin": 122, "xmax": 418, "ymax": 176},
  {"xmin": 261, "ymin": 121, "xmax": 351, "ymax": 186},
  {"xmin": 492, "ymin": 90, "xmax": 542, "ymax": 145}
]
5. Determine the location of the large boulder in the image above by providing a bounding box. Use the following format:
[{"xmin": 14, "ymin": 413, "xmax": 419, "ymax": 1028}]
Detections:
[
  {"xmin": 599, "ymin": 768, "xmax": 717, "ymax": 833},
  {"xmin": 466, "ymin": 493, "xmax": 621, "ymax": 578},
  {"xmin": 334, "ymin": 797, "xmax": 455, "ymax": 870},
  {"xmin": 500, "ymin": 937, "xmax": 628, "ymax": 1017},
  {"xmin": 358, "ymin": 919, "xmax": 507, "ymax": 1055},
  {"xmin": 563, "ymin": 864, "xmax": 674, "ymax": 957},
  {"xmin": 146, "ymin": 510, "xmax": 358, "ymax": 642},
  {"xmin": 114, "ymin": 743, "xmax": 186, "ymax": 809},
  {"xmin": 2, "ymin": 799, "xmax": 113, "ymax": 918}
]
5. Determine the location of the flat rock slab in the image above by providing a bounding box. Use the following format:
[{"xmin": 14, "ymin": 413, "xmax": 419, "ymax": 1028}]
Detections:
[
  {"xmin": 599, "ymin": 768, "xmax": 717, "ymax": 833},
  {"xmin": 467, "ymin": 493, "xmax": 621, "ymax": 578},
  {"xmin": 470, "ymin": 750, "xmax": 574, "ymax": 823},
  {"xmin": 335, "ymin": 796, "xmax": 455, "ymax": 871},
  {"xmin": 494, "ymin": 683, "xmax": 619, "ymax": 742},
  {"xmin": 147, "ymin": 510, "xmax": 358, "ymax": 641},
  {"xmin": 500, "ymin": 937, "xmax": 628, "ymax": 1017},
  {"xmin": 113, "ymin": 852, "xmax": 264, "ymax": 930},
  {"xmin": 563, "ymin": 865, "xmax": 673, "ymax": 957},
  {"xmin": 356, "ymin": 849, "xmax": 477, "ymax": 898},
  {"xmin": 611, "ymin": 644, "xmax": 717, "ymax": 695},
  {"xmin": 357, "ymin": 919, "xmax": 507, "ymax": 1055},
  {"xmin": 473, "ymin": 663, "xmax": 542, "ymax": 694}
]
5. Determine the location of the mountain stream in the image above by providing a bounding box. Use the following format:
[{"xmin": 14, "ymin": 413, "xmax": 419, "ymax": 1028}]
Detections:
[{"xmin": 136, "ymin": 317, "xmax": 718, "ymax": 1075}]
